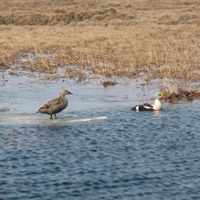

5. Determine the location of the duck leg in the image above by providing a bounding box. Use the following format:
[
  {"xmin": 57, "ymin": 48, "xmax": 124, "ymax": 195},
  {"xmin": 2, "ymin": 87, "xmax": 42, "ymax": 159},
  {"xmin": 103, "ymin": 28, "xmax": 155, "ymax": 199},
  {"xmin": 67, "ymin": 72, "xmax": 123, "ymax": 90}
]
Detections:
[
  {"xmin": 50, "ymin": 114, "xmax": 52, "ymax": 119},
  {"xmin": 54, "ymin": 114, "xmax": 57, "ymax": 119}
]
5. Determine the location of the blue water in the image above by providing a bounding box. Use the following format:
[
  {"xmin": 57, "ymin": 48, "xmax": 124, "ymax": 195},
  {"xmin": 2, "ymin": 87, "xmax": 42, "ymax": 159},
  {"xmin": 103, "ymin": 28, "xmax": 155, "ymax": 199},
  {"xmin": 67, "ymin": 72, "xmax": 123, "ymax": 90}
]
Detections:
[{"xmin": 0, "ymin": 77, "xmax": 200, "ymax": 200}]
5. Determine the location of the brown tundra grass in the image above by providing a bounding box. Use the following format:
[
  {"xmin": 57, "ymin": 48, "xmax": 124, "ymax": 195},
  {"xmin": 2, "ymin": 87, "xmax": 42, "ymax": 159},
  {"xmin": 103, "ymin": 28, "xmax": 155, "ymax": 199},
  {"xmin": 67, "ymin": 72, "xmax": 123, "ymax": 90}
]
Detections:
[{"xmin": 0, "ymin": 0, "xmax": 200, "ymax": 89}]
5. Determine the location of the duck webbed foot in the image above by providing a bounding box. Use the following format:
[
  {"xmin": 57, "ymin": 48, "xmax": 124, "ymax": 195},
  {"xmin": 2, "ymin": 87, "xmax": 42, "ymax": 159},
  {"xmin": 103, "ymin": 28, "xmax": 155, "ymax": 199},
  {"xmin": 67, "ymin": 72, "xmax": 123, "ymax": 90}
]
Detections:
[{"xmin": 54, "ymin": 114, "xmax": 57, "ymax": 119}]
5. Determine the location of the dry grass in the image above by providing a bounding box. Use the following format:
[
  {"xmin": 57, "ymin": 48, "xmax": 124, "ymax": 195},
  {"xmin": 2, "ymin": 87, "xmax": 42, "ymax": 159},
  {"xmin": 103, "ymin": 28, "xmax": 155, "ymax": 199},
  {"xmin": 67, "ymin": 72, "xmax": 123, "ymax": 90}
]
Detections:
[
  {"xmin": 0, "ymin": 0, "xmax": 200, "ymax": 89},
  {"xmin": 0, "ymin": 0, "xmax": 199, "ymax": 26}
]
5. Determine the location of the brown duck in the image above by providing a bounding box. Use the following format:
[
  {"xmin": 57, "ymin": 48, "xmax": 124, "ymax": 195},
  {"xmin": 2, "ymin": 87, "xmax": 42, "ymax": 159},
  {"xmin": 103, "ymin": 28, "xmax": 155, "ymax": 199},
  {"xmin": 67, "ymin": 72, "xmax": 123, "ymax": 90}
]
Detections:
[{"xmin": 37, "ymin": 90, "xmax": 72, "ymax": 119}]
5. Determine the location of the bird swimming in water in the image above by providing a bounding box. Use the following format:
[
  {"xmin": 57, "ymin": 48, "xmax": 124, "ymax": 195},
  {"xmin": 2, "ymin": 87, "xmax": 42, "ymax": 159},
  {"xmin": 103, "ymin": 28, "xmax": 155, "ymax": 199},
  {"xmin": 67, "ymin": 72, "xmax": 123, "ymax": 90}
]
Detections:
[
  {"xmin": 132, "ymin": 93, "xmax": 165, "ymax": 111},
  {"xmin": 37, "ymin": 89, "xmax": 72, "ymax": 119}
]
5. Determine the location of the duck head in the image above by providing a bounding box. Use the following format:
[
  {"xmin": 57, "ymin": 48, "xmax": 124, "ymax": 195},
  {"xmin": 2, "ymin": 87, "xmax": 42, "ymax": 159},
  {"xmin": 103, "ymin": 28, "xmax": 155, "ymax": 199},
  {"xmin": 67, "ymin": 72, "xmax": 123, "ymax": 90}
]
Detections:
[
  {"xmin": 60, "ymin": 90, "xmax": 73, "ymax": 96},
  {"xmin": 156, "ymin": 93, "xmax": 165, "ymax": 99}
]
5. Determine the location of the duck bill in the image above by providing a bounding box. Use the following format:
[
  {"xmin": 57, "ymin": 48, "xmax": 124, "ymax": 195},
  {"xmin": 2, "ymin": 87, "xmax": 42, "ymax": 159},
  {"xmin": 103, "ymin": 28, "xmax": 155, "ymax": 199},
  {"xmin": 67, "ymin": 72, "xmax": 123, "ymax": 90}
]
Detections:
[
  {"xmin": 161, "ymin": 94, "xmax": 165, "ymax": 98},
  {"xmin": 68, "ymin": 91, "xmax": 73, "ymax": 95}
]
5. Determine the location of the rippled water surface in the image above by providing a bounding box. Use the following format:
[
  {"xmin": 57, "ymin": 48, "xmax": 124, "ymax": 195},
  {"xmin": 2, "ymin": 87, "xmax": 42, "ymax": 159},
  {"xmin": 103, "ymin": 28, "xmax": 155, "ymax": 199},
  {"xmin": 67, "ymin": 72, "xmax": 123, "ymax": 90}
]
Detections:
[{"xmin": 0, "ymin": 76, "xmax": 200, "ymax": 200}]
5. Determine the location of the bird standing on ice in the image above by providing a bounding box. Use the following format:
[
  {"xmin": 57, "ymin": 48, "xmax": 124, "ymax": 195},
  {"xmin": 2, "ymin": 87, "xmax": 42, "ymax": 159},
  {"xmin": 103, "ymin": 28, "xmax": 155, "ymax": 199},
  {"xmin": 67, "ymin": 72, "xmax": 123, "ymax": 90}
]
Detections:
[
  {"xmin": 132, "ymin": 93, "xmax": 165, "ymax": 111},
  {"xmin": 37, "ymin": 89, "xmax": 72, "ymax": 119}
]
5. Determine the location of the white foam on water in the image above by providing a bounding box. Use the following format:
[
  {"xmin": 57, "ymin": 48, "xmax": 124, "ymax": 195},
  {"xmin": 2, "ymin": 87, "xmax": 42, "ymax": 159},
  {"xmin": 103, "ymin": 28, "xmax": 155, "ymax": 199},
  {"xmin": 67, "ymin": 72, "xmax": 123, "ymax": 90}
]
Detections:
[{"xmin": 67, "ymin": 116, "xmax": 107, "ymax": 123}]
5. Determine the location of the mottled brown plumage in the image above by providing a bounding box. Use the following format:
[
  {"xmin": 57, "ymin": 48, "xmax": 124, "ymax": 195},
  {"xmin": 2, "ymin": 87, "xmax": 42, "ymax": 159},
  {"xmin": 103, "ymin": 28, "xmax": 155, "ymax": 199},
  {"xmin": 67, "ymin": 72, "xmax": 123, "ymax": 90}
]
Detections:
[{"xmin": 37, "ymin": 90, "xmax": 72, "ymax": 119}]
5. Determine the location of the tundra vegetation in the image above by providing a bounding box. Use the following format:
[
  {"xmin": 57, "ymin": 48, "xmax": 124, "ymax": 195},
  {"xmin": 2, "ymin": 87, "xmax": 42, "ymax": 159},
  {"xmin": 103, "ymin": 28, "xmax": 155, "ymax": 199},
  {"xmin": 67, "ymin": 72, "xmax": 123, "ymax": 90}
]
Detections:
[{"xmin": 0, "ymin": 0, "xmax": 200, "ymax": 96}]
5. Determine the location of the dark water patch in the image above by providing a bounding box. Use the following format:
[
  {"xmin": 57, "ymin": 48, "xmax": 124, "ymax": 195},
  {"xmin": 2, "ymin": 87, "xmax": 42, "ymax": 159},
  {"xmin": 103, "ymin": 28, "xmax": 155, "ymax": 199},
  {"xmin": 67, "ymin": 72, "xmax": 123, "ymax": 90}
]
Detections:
[{"xmin": 0, "ymin": 79, "xmax": 200, "ymax": 199}]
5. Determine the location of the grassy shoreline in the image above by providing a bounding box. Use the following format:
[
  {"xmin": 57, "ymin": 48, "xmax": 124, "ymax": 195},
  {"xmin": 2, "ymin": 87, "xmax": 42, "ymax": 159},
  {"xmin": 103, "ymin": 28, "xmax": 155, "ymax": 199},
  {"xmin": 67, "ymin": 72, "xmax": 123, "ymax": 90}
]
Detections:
[{"xmin": 0, "ymin": 0, "xmax": 200, "ymax": 91}]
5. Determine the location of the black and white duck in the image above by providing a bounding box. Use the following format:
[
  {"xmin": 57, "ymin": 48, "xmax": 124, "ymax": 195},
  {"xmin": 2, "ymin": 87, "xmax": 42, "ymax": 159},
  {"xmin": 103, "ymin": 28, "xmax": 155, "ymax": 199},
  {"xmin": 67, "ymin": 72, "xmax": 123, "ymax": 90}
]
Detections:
[
  {"xmin": 132, "ymin": 93, "xmax": 165, "ymax": 111},
  {"xmin": 37, "ymin": 89, "xmax": 72, "ymax": 119}
]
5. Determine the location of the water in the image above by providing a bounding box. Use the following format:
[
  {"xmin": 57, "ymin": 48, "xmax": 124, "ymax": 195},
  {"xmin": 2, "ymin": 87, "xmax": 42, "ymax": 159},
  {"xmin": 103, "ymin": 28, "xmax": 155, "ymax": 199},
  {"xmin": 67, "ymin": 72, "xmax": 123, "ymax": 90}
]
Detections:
[{"xmin": 0, "ymin": 76, "xmax": 200, "ymax": 200}]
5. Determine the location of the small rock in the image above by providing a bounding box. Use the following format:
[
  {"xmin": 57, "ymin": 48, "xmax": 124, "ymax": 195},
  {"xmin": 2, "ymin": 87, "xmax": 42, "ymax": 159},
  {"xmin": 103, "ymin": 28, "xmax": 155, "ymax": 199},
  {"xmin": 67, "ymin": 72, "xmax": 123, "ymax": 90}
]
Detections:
[
  {"xmin": 102, "ymin": 81, "xmax": 117, "ymax": 87},
  {"xmin": 0, "ymin": 108, "xmax": 11, "ymax": 112}
]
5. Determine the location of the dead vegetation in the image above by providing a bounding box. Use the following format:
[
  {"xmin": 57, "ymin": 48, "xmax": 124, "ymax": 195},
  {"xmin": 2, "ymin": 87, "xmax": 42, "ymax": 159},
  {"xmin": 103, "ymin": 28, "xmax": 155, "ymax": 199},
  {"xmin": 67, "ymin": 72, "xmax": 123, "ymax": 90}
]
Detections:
[
  {"xmin": 0, "ymin": 0, "xmax": 200, "ymax": 92},
  {"xmin": 1, "ymin": 25, "xmax": 199, "ymax": 83},
  {"xmin": 165, "ymin": 89, "xmax": 200, "ymax": 103},
  {"xmin": 0, "ymin": 0, "xmax": 199, "ymax": 26}
]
